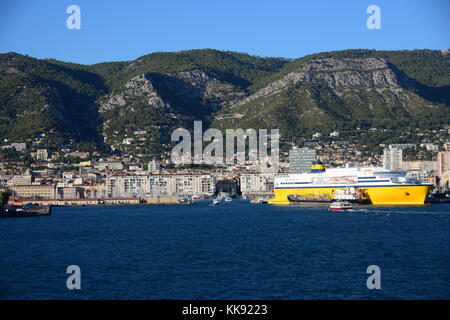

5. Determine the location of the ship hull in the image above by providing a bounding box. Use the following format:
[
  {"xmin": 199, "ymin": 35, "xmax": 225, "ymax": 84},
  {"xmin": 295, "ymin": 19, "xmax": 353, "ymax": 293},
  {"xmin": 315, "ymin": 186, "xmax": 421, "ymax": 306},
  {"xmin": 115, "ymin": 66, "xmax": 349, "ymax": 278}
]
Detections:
[{"xmin": 268, "ymin": 185, "xmax": 432, "ymax": 206}]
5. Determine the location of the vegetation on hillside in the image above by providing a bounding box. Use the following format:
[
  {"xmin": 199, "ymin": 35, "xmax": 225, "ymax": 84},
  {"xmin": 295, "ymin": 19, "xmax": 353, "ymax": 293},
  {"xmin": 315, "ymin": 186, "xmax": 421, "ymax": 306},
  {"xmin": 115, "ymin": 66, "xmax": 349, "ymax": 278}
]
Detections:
[{"xmin": 0, "ymin": 49, "xmax": 448, "ymax": 156}]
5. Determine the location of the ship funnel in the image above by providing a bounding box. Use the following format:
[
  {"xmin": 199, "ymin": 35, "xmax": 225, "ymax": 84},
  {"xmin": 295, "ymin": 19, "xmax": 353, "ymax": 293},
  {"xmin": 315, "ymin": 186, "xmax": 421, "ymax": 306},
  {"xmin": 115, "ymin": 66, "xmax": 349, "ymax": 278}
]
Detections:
[{"xmin": 310, "ymin": 161, "xmax": 325, "ymax": 173}]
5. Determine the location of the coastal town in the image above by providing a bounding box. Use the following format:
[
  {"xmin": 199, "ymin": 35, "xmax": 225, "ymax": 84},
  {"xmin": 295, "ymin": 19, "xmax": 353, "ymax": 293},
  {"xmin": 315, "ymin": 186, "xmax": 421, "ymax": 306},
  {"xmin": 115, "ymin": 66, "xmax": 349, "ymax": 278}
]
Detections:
[
  {"xmin": 1, "ymin": 0, "xmax": 450, "ymax": 303},
  {"xmin": 1, "ymin": 127, "xmax": 450, "ymax": 207}
]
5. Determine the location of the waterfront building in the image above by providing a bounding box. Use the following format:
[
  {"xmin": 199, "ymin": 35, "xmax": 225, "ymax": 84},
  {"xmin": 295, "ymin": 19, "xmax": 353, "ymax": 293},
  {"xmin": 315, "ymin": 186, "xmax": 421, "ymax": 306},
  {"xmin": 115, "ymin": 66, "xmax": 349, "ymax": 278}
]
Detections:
[
  {"xmin": 240, "ymin": 173, "xmax": 274, "ymax": 196},
  {"xmin": 10, "ymin": 184, "xmax": 56, "ymax": 199},
  {"xmin": 106, "ymin": 174, "xmax": 216, "ymax": 197},
  {"xmin": 289, "ymin": 147, "xmax": 317, "ymax": 173},
  {"xmin": 56, "ymin": 186, "xmax": 83, "ymax": 199},
  {"xmin": 165, "ymin": 174, "xmax": 216, "ymax": 196},
  {"xmin": 148, "ymin": 175, "xmax": 170, "ymax": 196},
  {"xmin": 106, "ymin": 175, "xmax": 150, "ymax": 198}
]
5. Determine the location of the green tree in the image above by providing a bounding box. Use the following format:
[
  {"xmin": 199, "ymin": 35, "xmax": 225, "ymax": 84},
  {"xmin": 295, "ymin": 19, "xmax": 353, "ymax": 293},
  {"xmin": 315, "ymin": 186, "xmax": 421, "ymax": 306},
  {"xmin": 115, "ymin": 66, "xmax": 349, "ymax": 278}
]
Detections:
[{"xmin": 0, "ymin": 189, "xmax": 12, "ymax": 206}]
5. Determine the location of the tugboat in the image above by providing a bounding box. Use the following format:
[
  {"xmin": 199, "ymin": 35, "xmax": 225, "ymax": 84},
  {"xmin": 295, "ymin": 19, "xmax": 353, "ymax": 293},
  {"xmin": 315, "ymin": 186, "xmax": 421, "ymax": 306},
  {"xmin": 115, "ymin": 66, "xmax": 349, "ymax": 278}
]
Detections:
[
  {"xmin": 329, "ymin": 200, "xmax": 353, "ymax": 211},
  {"xmin": 333, "ymin": 187, "xmax": 364, "ymax": 203}
]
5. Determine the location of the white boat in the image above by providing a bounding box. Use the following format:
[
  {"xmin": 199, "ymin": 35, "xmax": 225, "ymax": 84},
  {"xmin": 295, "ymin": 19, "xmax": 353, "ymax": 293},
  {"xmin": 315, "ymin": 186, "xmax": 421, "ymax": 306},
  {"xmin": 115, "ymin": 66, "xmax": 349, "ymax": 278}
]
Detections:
[
  {"xmin": 329, "ymin": 200, "xmax": 353, "ymax": 211},
  {"xmin": 224, "ymin": 197, "xmax": 232, "ymax": 202},
  {"xmin": 178, "ymin": 197, "xmax": 192, "ymax": 204},
  {"xmin": 210, "ymin": 199, "xmax": 221, "ymax": 206}
]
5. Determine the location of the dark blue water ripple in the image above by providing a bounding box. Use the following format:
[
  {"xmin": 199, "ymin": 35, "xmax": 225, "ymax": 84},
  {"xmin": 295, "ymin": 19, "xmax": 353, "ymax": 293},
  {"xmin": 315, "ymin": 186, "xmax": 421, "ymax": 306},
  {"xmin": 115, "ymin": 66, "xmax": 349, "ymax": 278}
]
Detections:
[{"xmin": 0, "ymin": 201, "xmax": 449, "ymax": 299}]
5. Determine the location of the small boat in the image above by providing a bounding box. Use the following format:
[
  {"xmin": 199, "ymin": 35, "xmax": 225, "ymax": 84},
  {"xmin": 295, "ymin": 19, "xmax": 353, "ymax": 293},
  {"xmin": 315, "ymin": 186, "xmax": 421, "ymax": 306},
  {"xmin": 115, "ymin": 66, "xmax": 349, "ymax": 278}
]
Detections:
[
  {"xmin": 329, "ymin": 200, "xmax": 353, "ymax": 211},
  {"xmin": 224, "ymin": 197, "xmax": 232, "ymax": 203},
  {"xmin": 178, "ymin": 197, "xmax": 192, "ymax": 204},
  {"xmin": 250, "ymin": 198, "xmax": 268, "ymax": 204},
  {"xmin": 210, "ymin": 198, "xmax": 221, "ymax": 206},
  {"xmin": 0, "ymin": 206, "xmax": 40, "ymax": 218}
]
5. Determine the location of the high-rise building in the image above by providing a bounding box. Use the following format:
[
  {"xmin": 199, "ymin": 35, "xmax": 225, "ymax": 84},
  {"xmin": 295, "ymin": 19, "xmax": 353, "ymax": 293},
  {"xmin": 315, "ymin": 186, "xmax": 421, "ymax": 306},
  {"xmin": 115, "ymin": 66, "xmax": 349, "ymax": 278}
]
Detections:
[
  {"xmin": 383, "ymin": 148, "xmax": 403, "ymax": 171},
  {"xmin": 289, "ymin": 148, "xmax": 316, "ymax": 173},
  {"xmin": 437, "ymin": 151, "xmax": 450, "ymax": 177}
]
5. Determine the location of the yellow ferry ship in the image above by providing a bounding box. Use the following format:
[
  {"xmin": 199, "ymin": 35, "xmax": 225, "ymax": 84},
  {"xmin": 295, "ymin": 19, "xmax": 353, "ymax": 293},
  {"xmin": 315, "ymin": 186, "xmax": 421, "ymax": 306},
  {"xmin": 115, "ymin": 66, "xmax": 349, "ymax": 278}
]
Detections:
[{"xmin": 268, "ymin": 162, "xmax": 432, "ymax": 205}]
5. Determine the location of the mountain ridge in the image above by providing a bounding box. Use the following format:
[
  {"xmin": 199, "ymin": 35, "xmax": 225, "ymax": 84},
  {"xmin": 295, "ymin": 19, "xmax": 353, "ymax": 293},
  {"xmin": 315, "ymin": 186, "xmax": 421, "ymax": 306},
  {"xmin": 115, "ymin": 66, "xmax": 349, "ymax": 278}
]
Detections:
[{"xmin": 0, "ymin": 48, "xmax": 448, "ymax": 158}]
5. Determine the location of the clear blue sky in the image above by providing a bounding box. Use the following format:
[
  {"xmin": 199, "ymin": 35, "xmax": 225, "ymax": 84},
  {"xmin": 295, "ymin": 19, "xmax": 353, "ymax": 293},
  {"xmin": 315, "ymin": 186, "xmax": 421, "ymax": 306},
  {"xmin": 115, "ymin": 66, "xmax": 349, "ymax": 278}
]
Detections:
[{"xmin": 0, "ymin": 0, "xmax": 449, "ymax": 65}]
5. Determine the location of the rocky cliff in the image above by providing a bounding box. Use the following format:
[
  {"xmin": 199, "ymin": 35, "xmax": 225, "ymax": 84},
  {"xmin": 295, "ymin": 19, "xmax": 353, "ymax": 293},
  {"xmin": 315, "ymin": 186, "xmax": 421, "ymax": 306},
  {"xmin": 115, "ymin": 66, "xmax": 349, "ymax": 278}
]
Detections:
[
  {"xmin": 212, "ymin": 55, "xmax": 448, "ymax": 136},
  {"xmin": 0, "ymin": 49, "xmax": 448, "ymax": 156}
]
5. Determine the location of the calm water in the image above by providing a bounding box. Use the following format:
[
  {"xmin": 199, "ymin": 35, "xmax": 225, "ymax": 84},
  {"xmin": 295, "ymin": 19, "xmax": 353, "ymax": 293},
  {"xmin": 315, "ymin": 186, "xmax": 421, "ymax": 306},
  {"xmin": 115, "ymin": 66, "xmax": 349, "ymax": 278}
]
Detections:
[{"xmin": 0, "ymin": 200, "xmax": 449, "ymax": 299}]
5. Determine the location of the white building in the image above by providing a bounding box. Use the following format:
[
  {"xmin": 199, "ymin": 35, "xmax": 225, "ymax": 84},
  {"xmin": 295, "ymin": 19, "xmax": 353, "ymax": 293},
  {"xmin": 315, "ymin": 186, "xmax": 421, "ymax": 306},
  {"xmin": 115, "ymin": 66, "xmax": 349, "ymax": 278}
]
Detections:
[
  {"xmin": 106, "ymin": 174, "xmax": 216, "ymax": 197},
  {"xmin": 330, "ymin": 131, "xmax": 340, "ymax": 137},
  {"xmin": 420, "ymin": 143, "xmax": 439, "ymax": 151},
  {"xmin": 106, "ymin": 175, "xmax": 150, "ymax": 198},
  {"xmin": 383, "ymin": 148, "xmax": 403, "ymax": 171},
  {"xmin": 95, "ymin": 162, "xmax": 125, "ymax": 171},
  {"xmin": 148, "ymin": 160, "xmax": 160, "ymax": 173},
  {"xmin": 406, "ymin": 171, "xmax": 430, "ymax": 184},
  {"xmin": 389, "ymin": 144, "xmax": 416, "ymax": 150},
  {"xmin": 240, "ymin": 173, "xmax": 274, "ymax": 195},
  {"xmin": 401, "ymin": 160, "xmax": 436, "ymax": 172},
  {"xmin": 2, "ymin": 143, "xmax": 27, "ymax": 152},
  {"xmin": 36, "ymin": 149, "xmax": 48, "ymax": 161},
  {"xmin": 7, "ymin": 174, "xmax": 32, "ymax": 186}
]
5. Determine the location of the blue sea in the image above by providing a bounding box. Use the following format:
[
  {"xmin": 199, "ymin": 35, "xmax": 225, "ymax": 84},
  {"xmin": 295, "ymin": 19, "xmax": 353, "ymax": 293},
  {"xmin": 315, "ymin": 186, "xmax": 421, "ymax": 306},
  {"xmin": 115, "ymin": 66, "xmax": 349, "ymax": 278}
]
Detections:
[{"xmin": 0, "ymin": 200, "xmax": 449, "ymax": 299}]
